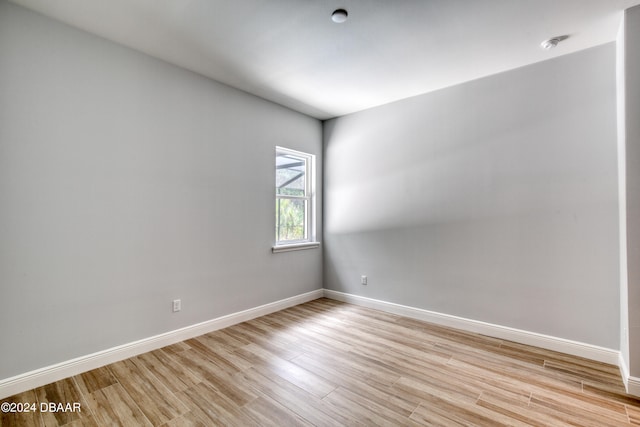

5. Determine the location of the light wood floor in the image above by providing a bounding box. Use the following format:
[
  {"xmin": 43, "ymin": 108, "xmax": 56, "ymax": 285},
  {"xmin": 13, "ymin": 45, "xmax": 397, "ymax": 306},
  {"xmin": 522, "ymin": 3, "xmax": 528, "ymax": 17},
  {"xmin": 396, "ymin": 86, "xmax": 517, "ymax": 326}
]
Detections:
[{"xmin": 2, "ymin": 298, "xmax": 640, "ymax": 426}]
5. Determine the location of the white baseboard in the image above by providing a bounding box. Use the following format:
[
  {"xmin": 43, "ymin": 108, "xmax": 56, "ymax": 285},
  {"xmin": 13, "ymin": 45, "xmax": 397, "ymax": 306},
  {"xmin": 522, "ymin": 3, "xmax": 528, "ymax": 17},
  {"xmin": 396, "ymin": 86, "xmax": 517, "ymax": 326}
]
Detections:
[
  {"xmin": 619, "ymin": 354, "xmax": 640, "ymax": 397},
  {"xmin": 4, "ymin": 288, "xmax": 633, "ymax": 400},
  {"xmin": 620, "ymin": 353, "xmax": 630, "ymax": 389},
  {"xmin": 627, "ymin": 376, "xmax": 640, "ymax": 397},
  {"xmin": 0, "ymin": 289, "xmax": 324, "ymax": 400},
  {"xmin": 323, "ymin": 289, "xmax": 620, "ymax": 366}
]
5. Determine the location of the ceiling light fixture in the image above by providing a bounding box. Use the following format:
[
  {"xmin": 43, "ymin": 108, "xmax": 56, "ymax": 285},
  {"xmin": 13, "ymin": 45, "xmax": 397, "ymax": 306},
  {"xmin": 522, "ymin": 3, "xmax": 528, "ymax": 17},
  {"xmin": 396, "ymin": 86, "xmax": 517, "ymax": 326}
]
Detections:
[
  {"xmin": 331, "ymin": 9, "xmax": 348, "ymax": 23},
  {"xmin": 540, "ymin": 35, "xmax": 569, "ymax": 50}
]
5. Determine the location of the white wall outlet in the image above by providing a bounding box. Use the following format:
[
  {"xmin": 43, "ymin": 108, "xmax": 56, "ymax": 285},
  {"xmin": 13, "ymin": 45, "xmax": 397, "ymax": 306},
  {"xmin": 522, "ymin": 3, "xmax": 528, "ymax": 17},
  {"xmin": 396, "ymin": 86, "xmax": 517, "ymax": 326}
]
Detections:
[
  {"xmin": 172, "ymin": 299, "xmax": 181, "ymax": 312},
  {"xmin": 361, "ymin": 275, "xmax": 368, "ymax": 285}
]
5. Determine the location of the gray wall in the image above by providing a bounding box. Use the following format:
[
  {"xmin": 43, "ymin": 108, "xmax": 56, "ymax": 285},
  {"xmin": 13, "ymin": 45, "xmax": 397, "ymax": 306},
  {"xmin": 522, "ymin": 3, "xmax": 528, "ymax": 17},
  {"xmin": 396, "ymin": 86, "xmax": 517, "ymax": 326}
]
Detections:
[
  {"xmin": 324, "ymin": 44, "xmax": 620, "ymax": 349},
  {"xmin": 0, "ymin": 1, "xmax": 322, "ymax": 380},
  {"xmin": 622, "ymin": 5, "xmax": 640, "ymax": 377}
]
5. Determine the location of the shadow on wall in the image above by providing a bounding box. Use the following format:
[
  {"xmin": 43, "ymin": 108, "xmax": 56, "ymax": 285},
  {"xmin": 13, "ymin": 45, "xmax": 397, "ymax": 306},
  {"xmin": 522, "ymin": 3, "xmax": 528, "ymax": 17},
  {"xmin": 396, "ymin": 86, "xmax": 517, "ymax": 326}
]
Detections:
[{"xmin": 322, "ymin": 43, "xmax": 619, "ymax": 350}]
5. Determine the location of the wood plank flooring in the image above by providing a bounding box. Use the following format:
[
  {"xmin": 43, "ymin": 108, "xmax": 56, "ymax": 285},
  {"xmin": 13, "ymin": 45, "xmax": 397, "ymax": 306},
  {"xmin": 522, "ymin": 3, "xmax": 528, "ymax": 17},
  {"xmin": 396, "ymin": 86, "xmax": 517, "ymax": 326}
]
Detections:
[{"xmin": 2, "ymin": 298, "xmax": 640, "ymax": 426}]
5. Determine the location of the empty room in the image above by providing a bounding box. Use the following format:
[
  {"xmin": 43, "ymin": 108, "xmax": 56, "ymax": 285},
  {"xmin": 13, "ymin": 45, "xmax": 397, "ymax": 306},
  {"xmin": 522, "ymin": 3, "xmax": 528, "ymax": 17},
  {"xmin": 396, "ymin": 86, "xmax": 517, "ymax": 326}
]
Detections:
[{"xmin": 2, "ymin": 0, "xmax": 640, "ymax": 425}]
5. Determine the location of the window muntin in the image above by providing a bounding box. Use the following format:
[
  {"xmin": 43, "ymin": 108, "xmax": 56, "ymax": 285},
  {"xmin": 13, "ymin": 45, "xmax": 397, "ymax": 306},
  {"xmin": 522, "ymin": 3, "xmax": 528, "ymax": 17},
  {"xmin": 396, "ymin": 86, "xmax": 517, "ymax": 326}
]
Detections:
[{"xmin": 275, "ymin": 147, "xmax": 314, "ymax": 245}]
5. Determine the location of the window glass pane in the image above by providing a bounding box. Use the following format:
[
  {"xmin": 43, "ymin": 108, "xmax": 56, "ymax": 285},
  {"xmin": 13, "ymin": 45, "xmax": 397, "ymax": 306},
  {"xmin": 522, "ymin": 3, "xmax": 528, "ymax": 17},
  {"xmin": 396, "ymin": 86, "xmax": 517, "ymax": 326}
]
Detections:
[
  {"xmin": 276, "ymin": 154, "xmax": 306, "ymax": 196},
  {"xmin": 276, "ymin": 198, "xmax": 307, "ymax": 242},
  {"xmin": 274, "ymin": 146, "xmax": 315, "ymax": 247}
]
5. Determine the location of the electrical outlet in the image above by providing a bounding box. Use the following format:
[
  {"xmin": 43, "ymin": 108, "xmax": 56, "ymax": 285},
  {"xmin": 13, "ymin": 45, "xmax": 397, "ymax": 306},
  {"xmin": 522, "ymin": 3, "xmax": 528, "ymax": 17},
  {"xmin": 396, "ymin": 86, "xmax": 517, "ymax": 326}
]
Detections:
[
  {"xmin": 361, "ymin": 275, "xmax": 368, "ymax": 285},
  {"xmin": 172, "ymin": 299, "xmax": 181, "ymax": 312}
]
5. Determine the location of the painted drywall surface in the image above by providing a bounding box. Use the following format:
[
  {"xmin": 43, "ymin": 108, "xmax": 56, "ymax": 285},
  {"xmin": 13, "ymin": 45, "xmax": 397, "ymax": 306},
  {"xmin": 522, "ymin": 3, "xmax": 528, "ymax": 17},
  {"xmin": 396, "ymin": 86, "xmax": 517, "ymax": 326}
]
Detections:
[
  {"xmin": 0, "ymin": 1, "xmax": 322, "ymax": 380},
  {"xmin": 623, "ymin": 5, "xmax": 640, "ymax": 377},
  {"xmin": 324, "ymin": 44, "xmax": 620, "ymax": 349},
  {"xmin": 617, "ymin": 11, "xmax": 630, "ymax": 375}
]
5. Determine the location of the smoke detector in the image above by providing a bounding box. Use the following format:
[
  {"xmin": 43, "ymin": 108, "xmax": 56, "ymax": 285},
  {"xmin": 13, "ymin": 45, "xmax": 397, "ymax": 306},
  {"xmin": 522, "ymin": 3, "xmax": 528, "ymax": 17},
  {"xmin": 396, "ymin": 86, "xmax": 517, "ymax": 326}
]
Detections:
[
  {"xmin": 331, "ymin": 9, "xmax": 348, "ymax": 23},
  {"xmin": 540, "ymin": 35, "xmax": 569, "ymax": 50}
]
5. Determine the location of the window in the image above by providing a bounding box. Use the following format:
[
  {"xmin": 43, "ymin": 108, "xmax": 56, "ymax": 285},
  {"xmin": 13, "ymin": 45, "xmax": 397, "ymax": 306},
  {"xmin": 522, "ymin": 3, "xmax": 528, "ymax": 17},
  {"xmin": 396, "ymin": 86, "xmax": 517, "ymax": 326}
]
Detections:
[{"xmin": 273, "ymin": 147, "xmax": 318, "ymax": 252}]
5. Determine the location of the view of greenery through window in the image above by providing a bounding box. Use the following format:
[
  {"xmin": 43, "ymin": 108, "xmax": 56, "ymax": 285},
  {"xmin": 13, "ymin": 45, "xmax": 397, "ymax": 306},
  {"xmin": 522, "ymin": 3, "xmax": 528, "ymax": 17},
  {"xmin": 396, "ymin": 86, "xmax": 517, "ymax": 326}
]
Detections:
[
  {"xmin": 276, "ymin": 198, "xmax": 306, "ymax": 241},
  {"xmin": 276, "ymin": 153, "xmax": 307, "ymax": 242}
]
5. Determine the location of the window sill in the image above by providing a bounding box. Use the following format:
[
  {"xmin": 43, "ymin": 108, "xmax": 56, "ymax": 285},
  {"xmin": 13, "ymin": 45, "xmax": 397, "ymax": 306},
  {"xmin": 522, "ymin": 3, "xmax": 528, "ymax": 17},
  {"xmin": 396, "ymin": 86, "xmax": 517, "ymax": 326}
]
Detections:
[{"xmin": 272, "ymin": 242, "xmax": 321, "ymax": 253}]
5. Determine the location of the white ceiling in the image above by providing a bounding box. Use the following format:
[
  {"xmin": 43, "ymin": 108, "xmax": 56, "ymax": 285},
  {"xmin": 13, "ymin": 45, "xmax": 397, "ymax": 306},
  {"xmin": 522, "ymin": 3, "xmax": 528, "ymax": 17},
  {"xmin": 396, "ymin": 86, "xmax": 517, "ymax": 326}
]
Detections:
[{"xmin": 10, "ymin": 0, "xmax": 640, "ymax": 119}]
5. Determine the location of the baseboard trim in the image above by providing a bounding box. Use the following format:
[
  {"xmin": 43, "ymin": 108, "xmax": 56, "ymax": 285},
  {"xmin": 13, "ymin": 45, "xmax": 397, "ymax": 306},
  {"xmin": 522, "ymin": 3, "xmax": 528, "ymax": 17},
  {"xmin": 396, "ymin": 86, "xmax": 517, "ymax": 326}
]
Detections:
[
  {"xmin": 620, "ymin": 353, "xmax": 630, "ymax": 389},
  {"xmin": 619, "ymin": 354, "xmax": 640, "ymax": 397},
  {"xmin": 628, "ymin": 376, "xmax": 640, "ymax": 397},
  {"xmin": 323, "ymin": 289, "xmax": 620, "ymax": 366},
  {"xmin": 0, "ymin": 289, "xmax": 324, "ymax": 400},
  {"xmin": 3, "ymin": 288, "xmax": 630, "ymax": 400}
]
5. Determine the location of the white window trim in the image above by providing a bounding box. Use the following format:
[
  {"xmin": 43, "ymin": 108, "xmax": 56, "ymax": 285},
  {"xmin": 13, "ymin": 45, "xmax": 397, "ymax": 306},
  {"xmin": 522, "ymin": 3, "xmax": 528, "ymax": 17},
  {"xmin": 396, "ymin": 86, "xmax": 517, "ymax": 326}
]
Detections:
[
  {"xmin": 272, "ymin": 241, "xmax": 320, "ymax": 253},
  {"xmin": 273, "ymin": 146, "xmax": 319, "ymax": 253}
]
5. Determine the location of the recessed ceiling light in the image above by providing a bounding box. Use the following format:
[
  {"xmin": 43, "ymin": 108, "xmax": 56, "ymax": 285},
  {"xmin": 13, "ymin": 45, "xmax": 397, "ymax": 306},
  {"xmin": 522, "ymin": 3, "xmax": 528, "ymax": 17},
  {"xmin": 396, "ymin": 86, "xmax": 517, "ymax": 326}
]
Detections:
[
  {"xmin": 331, "ymin": 9, "xmax": 348, "ymax": 24},
  {"xmin": 540, "ymin": 35, "xmax": 569, "ymax": 50}
]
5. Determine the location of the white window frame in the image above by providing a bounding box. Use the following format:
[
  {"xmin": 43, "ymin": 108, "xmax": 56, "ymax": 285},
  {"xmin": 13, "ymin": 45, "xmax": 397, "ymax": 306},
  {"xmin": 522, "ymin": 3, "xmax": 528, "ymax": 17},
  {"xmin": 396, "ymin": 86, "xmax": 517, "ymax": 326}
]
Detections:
[{"xmin": 273, "ymin": 146, "xmax": 319, "ymax": 253}]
